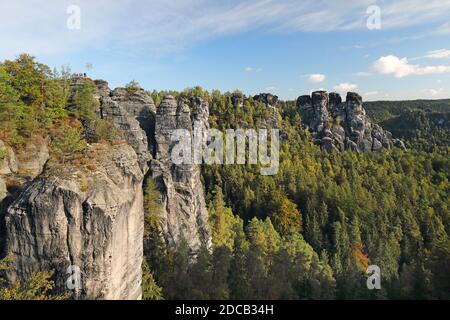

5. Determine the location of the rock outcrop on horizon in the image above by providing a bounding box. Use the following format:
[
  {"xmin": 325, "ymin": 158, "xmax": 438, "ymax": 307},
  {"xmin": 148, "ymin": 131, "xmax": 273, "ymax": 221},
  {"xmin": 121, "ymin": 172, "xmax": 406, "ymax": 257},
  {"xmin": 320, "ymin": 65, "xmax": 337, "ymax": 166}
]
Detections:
[
  {"xmin": 297, "ymin": 91, "xmax": 406, "ymax": 152},
  {"xmin": 254, "ymin": 93, "xmax": 281, "ymax": 128},
  {"xmin": 151, "ymin": 95, "xmax": 211, "ymax": 255},
  {"xmin": 4, "ymin": 144, "xmax": 144, "ymax": 300},
  {"xmin": 253, "ymin": 93, "xmax": 279, "ymax": 107}
]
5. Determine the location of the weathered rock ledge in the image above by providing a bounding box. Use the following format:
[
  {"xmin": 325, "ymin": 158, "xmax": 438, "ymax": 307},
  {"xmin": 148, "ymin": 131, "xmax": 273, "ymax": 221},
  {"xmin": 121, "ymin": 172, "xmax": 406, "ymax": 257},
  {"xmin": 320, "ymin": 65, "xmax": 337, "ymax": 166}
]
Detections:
[{"xmin": 4, "ymin": 144, "xmax": 144, "ymax": 300}]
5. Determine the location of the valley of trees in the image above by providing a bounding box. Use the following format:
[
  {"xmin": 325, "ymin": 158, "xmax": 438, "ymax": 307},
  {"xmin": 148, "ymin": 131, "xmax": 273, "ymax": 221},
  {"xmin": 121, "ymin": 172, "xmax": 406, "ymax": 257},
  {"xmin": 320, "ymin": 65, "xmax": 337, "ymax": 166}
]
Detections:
[
  {"xmin": 364, "ymin": 100, "xmax": 450, "ymax": 151},
  {"xmin": 146, "ymin": 88, "xmax": 450, "ymax": 300},
  {"xmin": 1, "ymin": 55, "xmax": 449, "ymax": 300}
]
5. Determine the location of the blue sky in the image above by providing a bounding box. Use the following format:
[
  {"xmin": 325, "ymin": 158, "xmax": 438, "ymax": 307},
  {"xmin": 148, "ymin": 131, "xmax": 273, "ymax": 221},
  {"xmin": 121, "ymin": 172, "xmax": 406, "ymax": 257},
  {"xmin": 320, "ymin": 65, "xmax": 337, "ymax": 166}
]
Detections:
[{"xmin": 1, "ymin": 0, "xmax": 450, "ymax": 100}]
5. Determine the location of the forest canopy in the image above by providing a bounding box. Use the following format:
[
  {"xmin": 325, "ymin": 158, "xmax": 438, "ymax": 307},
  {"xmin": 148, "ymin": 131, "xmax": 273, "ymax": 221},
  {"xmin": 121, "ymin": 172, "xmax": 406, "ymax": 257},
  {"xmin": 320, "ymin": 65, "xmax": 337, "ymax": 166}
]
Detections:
[{"xmin": 0, "ymin": 55, "xmax": 449, "ymax": 300}]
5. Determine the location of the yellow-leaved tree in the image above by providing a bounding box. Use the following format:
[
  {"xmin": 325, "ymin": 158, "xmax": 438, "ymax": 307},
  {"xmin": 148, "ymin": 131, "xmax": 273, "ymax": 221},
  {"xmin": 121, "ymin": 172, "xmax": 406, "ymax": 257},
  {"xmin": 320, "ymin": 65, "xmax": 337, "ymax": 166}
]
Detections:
[{"xmin": 0, "ymin": 254, "xmax": 65, "ymax": 300}]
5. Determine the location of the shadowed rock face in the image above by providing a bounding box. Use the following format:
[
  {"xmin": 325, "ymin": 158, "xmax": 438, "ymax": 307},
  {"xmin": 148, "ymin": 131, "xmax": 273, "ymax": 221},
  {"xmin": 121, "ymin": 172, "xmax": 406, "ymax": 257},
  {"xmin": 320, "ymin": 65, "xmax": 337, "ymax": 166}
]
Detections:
[
  {"xmin": 4, "ymin": 144, "xmax": 144, "ymax": 300},
  {"xmin": 151, "ymin": 95, "xmax": 211, "ymax": 255},
  {"xmin": 111, "ymin": 87, "xmax": 157, "ymax": 155},
  {"xmin": 232, "ymin": 92, "xmax": 244, "ymax": 108},
  {"xmin": 329, "ymin": 92, "xmax": 343, "ymax": 117},
  {"xmin": 94, "ymin": 80, "xmax": 155, "ymax": 172},
  {"xmin": 253, "ymin": 93, "xmax": 279, "ymax": 107},
  {"xmin": 297, "ymin": 91, "xmax": 405, "ymax": 152},
  {"xmin": 0, "ymin": 139, "xmax": 49, "ymax": 256}
]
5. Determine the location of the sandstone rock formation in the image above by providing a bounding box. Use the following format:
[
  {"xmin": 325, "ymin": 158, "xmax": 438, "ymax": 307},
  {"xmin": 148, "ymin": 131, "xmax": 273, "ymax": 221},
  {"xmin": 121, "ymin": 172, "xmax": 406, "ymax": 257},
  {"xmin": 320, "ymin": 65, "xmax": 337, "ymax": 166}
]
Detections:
[
  {"xmin": 254, "ymin": 93, "xmax": 280, "ymax": 126},
  {"xmin": 0, "ymin": 140, "xmax": 15, "ymax": 203},
  {"xmin": 253, "ymin": 93, "xmax": 279, "ymax": 107},
  {"xmin": 0, "ymin": 139, "xmax": 49, "ymax": 256},
  {"xmin": 4, "ymin": 144, "xmax": 144, "ymax": 300},
  {"xmin": 151, "ymin": 96, "xmax": 211, "ymax": 254},
  {"xmin": 94, "ymin": 80, "xmax": 155, "ymax": 172},
  {"xmin": 1, "ymin": 79, "xmax": 214, "ymax": 300},
  {"xmin": 231, "ymin": 92, "xmax": 244, "ymax": 108},
  {"xmin": 0, "ymin": 139, "xmax": 49, "ymax": 189},
  {"xmin": 94, "ymin": 81, "xmax": 211, "ymax": 254},
  {"xmin": 297, "ymin": 91, "xmax": 406, "ymax": 152}
]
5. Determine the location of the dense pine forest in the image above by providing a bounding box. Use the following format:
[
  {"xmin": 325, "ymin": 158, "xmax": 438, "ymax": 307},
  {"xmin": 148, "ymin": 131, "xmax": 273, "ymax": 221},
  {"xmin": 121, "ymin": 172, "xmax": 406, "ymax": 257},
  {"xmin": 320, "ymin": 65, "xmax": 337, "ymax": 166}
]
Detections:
[
  {"xmin": 146, "ymin": 89, "xmax": 450, "ymax": 300},
  {"xmin": 1, "ymin": 55, "xmax": 449, "ymax": 300}
]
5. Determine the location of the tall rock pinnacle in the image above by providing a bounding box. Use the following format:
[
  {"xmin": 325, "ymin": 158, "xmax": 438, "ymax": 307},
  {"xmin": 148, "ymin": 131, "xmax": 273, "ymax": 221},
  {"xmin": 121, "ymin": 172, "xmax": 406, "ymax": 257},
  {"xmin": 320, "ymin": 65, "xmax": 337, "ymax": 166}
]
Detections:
[{"xmin": 151, "ymin": 95, "xmax": 211, "ymax": 255}]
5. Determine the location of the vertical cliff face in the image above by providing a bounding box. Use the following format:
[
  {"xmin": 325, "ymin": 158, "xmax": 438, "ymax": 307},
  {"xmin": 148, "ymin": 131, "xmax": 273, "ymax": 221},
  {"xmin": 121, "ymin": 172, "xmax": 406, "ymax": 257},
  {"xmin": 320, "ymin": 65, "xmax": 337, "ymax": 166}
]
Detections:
[
  {"xmin": 1, "ymin": 80, "xmax": 148, "ymax": 299},
  {"xmin": 94, "ymin": 82, "xmax": 212, "ymax": 254},
  {"xmin": 94, "ymin": 80, "xmax": 154, "ymax": 172},
  {"xmin": 4, "ymin": 144, "xmax": 144, "ymax": 300},
  {"xmin": 151, "ymin": 96, "xmax": 211, "ymax": 254},
  {"xmin": 3, "ymin": 79, "xmax": 213, "ymax": 300},
  {"xmin": 297, "ymin": 91, "xmax": 406, "ymax": 152}
]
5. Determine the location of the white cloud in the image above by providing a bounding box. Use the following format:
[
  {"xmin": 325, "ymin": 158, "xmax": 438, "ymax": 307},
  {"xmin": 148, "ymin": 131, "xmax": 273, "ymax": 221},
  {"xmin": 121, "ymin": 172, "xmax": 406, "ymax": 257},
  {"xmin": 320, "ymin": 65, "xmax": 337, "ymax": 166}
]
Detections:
[
  {"xmin": 2, "ymin": 0, "xmax": 450, "ymax": 57},
  {"xmin": 354, "ymin": 71, "xmax": 371, "ymax": 77},
  {"xmin": 362, "ymin": 91, "xmax": 379, "ymax": 100},
  {"xmin": 435, "ymin": 21, "xmax": 450, "ymax": 34},
  {"xmin": 244, "ymin": 67, "xmax": 262, "ymax": 72},
  {"xmin": 425, "ymin": 49, "xmax": 450, "ymax": 59},
  {"xmin": 277, "ymin": 0, "xmax": 450, "ymax": 32},
  {"xmin": 333, "ymin": 83, "xmax": 358, "ymax": 92},
  {"xmin": 426, "ymin": 88, "xmax": 443, "ymax": 96},
  {"xmin": 307, "ymin": 74, "xmax": 326, "ymax": 83},
  {"xmin": 371, "ymin": 55, "xmax": 450, "ymax": 78},
  {"xmin": 265, "ymin": 86, "xmax": 277, "ymax": 92},
  {"xmin": 372, "ymin": 56, "xmax": 416, "ymax": 78}
]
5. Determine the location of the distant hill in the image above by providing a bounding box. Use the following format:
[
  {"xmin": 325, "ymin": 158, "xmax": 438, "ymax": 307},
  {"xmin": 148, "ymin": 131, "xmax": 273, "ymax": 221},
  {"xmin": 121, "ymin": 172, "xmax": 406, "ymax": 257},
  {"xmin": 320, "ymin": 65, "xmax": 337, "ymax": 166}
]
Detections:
[{"xmin": 364, "ymin": 99, "xmax": 450, "ymax": 151}]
